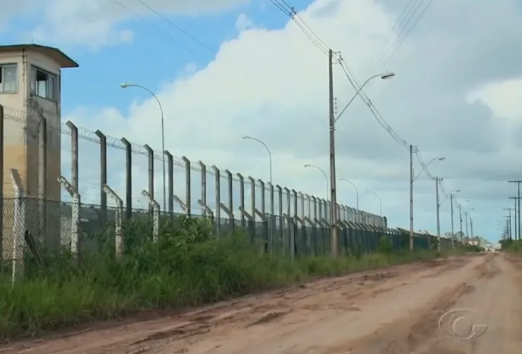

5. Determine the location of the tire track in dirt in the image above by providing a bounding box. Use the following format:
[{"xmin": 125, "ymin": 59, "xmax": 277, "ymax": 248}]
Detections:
[
  {"xmin": 332, "ymin": 281, "xmax": 478, "ymax": 354},
  {"xmin": 335, "ymin": 253, "xmax": 511, "ymax": 354},
  {"xmin": 2, "ymin": 256, "xmax": 475, "ymax": 354}
]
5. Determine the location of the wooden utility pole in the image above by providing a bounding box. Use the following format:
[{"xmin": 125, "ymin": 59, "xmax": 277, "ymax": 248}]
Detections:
[
  {"xmin": 328, "ymin": 49, "xmax": 338, "ymax": 258},
  {"xmin": 409, "ymin": 144, "xmax": 414, "ymax": 250},
  {"xmin": 509, "ymin": 180, "xmax": 522, "ymax": 240},
  {"xmin": 504, "ymin": 208, "xmax": 514, "ymax": 239},
  {"xmin": 509, "ymin": 196, "xmax": 520, "ymax": 240}
]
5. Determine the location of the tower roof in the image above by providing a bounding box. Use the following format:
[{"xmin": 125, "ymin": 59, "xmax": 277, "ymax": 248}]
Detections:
[{"xmin": 0, "ymin": 44, "xmax": 79, "ymax": 68}]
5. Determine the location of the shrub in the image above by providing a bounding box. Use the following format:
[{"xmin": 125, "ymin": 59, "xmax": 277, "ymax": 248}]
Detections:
[{"xmin": 0, "ymin": 216, "xmax": 450, "ymax": 339}]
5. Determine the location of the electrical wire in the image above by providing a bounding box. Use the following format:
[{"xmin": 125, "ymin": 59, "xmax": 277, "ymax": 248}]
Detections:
[
  {"xmin": 271, "ymin": 0, "xmax": 414, "ymax": 155},
  {"xmin": 134, "ymin": 0, "xmax": 217, "ymax": 55},
  {"xmin": 269, "ymin": 0, "xmax": 330, "ymax": 56},
  {"xmin": 111, "ymin": 0, "xmax": 200, "ymax": 56},
  {"xmin": 110, "ymin": 0, "xmax": 327, "ymax": 131},
  {"xmin": 363, "ymin": 0, "xmax": 420, "ymax": 75},
  {"xmin": 365, "ymin": 0, "xmax": 435, "ymax": 75},
  {"xmin": 338, "ymin": 58, "xmax": 409, "ymax": 148},
  {"xmin": 378, "ymin": 0, "xmax": 435, "ymax": 71}
]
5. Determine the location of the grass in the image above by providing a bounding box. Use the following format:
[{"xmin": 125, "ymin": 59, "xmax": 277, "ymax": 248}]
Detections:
[
  {"xmin": 500, "ymin": 238, "xmax": 522, "ymax": 253},
  {"xmin": 0, "ymin": 216, "xmax": 472, "ymax": 340}
]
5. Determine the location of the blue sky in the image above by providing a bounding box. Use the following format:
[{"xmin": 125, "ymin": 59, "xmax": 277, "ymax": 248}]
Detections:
[
  {"xmin": 3, "ymin": 0, "xmax": 522, "ymax": 243},
  {"xmin": 1, "ymin": 0, "xmax": 314, "ymax": 113}
]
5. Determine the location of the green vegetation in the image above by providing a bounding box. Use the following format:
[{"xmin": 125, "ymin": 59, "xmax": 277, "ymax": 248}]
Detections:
[
  {"xmin": 499, "ymin": 238, "xmax": 522, "ymax": 253},
  {"xmin": 0, "ymin": 217, "xmax": 470, "ymax": 340}
]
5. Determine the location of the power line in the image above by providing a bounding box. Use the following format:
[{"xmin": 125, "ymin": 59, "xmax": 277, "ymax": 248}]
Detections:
[
  {"xmin": 364, "ymin": 0, "xmax": 421, "ymax": 75},
  {"xmin": 378, "ymin": 0, "xmax": 435, "ymax": 71},
  {"xmin": 366, "ymin": 0, "xmax": 435, "ymax": 75},
  {"xmin": 111, "ymin": 0, "xmax": 326, "ymax": 126},
  {"xmin": 338, "ymin": 58, "xmax": 409, "ymax": 148},
  {"xmin": 134, "ymin": 0, "xmax": 217, "ymax": 55},
  {"xmin": 272, "ymin": 0, "xmax": 411, "ymax": 151},
  {"xmin": 111, "ymin": 0, "xmax": 201, "ymax": 56},
  {"xmin": 269, "ymin": 0, "xmax": 330, "ymax": 56},
  {"xmin": 274, "ymin": 0, "xmax": 441, "ymax": 185}
]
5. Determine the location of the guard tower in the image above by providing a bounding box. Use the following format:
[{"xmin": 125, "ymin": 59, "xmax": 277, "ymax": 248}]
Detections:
[{"xmin": 0, "ymin": 44, "xmax": 78, "ymax": 255}]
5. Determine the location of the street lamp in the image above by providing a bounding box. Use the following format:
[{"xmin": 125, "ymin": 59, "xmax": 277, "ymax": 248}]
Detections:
[
  {"xmin": 340, "ymin": 179, "xmax": 359, "ymax": 220},
  {"xmin": 412, "ymin": 157, "xmax": 445, "ymax": 183},
  {"xmin": 242, "ymin": 135, "xmax": 272, "ymax": 183},
  {"xmin": 328, "ymin": 64, "xmax": 395, "ymax": 258},
  {"xmin": 365, "ymin": 191, "xmax": 382, "ymax": 217},
  {"xmin": 120, "ymin": 83, "xmax": 166, "ymax": 212},
  {"xmin": 304, "ymin": 164, "xmax": 329, "ymax": 201},
  {"xmin": 335, "ymin": 72, "xmax": 395, "ymax": 123}
]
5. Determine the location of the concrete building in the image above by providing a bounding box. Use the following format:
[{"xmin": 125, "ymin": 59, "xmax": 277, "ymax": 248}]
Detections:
[{"xmin": 0, "ymin": 44, "xmax": 78, "ymax": 256}]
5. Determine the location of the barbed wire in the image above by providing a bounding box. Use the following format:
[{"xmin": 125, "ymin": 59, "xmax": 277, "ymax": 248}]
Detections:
[{"xmin": 2, "ymin": 106, "xmax": 386, "ymax": 221}]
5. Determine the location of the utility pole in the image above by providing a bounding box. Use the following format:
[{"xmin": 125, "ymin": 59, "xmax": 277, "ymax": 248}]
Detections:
[
  {"xmin": 459, "ymin": 204, "xmax": 463, "ymax": 242},
  {"xmin": 465, "ymin": 211, "xmax": 469, "ymax": 239},
  {"xmin": 328, "ymin": 49, "xmax": 338, "ymax": 258},
  {"xmin": 450, "ymin": 193, "xmax": 455, "ymax": 248},
  {"xmin": 509, "ymin": 180, "xmax": 522, "ymax": 240},
  {"xmin": 504, "ymin": 218, "xmax": 511, "ymax": 239},
  {"xmin": 435, "ymin": 177, "xmax": 441, "ymax": 250},
  {"xmin": 470, "ymin": 218, "xmax": 474, "ymax": 240},
  {"xmin": 409, "ymin": 144, "xmax": 414, "ymax": 251},
  {"xmin": 504, "ymin": 208, "xmax": 513, "ymax": 239},
  {"xmin": 509, "ymin": 196, "xmax": 519, "ymax": 241}
]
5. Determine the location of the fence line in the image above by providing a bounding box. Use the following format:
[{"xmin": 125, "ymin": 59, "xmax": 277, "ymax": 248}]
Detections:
[
  {"xmin": 1, "ymin": 105, "xmax": 385, "ymax": 228},
  {"xmin": 0, "ymin": 104, "xmax": 458, "ymax": 282}
]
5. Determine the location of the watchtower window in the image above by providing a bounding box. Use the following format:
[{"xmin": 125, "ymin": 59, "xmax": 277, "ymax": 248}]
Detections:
[
  {"xmin": 30, "ymin": 66, "xmax": 57, "ymax": 101},
  {"xmin": 0, "ymin": 64, "xmax": 18, "ymax": 93}
]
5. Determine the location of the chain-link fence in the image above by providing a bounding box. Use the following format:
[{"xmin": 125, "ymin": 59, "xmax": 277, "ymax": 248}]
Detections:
[
  {"xmin": 0, "ymin": 105, "xmax": 454, "ymax": 282},
  {"xmin": 0, "ymin": 197, "xmax": 453, "ymax": 277}
]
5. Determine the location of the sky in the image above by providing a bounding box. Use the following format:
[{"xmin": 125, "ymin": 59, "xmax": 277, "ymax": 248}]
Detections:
[{"xmin": 2, "ymin": 0, "xmax": 522, "ymax": 243}]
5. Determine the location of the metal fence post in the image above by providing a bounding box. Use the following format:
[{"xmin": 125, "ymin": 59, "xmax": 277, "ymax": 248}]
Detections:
[
  {"xmin": 258, "ymin": 179, "xmax": 265, "ymax": 215},
  {"xmin": 66, "ymin": 121, "xmax": 79, "ymax": 191},
  {"xmin": 95, "ymin": 130, "xmax": 108, "ymax": 229},
  {"xmin": 141, "ymin": 190, "xmax": 159, "ymax": 242},
  {"xmin": 212, "ymin": 166, "xmax": 221, "ymax": 237},
  {"xmin": 249, "ymin": 176, "xmax": 256, "ymax": 223},
  {"xmin": 237, "ymin": 173, "xmax": 245, "ymax": 228},
  {"xmin": 103, "ymin": 184, "xmax": 124, "ymax": 258},
  {"xmin": 225, "ymin": 169, "xmax": 234, "ymax": 232},
  {"xmin": 58, "ymin": 176, "xmax": 80, "ymax": 258},
  {"xmin": 121, "ymin": 138, "xmax": 132, "ymax": 220},
  {"xmin": 182, "ymin": 156, "xmax": 191, "ymax": 215},
  {"xmin": 276, "ymin": 185, "xmax": 283, "ymax": 252},
  {"xmin": 165, "ymin": 151, "xmax": 174, "ymax": 215},
  {"xmin": 200, "ymin": 161, "xmax": 207, "ymax": 217},
  {"xmin": 144, "ymin": 144, "xmax": 154, "ymax": 213},
  {"xmin": 10, "ymin": 169, "xmax": 25, "ymax": 282},
  {"xmin": 268, "ymin": 182, "xmax": 275, "ymax": 253}
]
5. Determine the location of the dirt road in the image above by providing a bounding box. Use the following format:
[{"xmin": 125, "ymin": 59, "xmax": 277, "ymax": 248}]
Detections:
[{"xmin": 3, "ymin": 253, "xmax": 522, "ymax": 354}]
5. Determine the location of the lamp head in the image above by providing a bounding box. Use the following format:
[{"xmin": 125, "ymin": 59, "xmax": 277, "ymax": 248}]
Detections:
[
  {"xmin": 438, "ymin": 157, "xmax": 446, "ymax": 161},
  {"xmin": 242, "ymin": 135, "xmax": 248, "ymax": 139},
  {"xmin": 304, "ymin": 164, "xmax": 311, "ymax": 168},
  {"xmin": 380, "ymin": 72, "xmax": 395, "ymax": 80},
  {"xmin": 456, "ymin": 189, "xmax": 461, "ymax": 193},
  {"xmin": 120, "ymin": 83, "xmax": 129, "ymax": 89}
]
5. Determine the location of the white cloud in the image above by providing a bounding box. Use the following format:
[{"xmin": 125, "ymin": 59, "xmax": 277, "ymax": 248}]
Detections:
[
  {"xmin": 5, "ymin": 0, "xmax": 522, "ymax": 240},
  {"xmin": 235, "ymin": 13, "xmax": 255, "ymax": 32},
  {"xmin": 4, "ymin": 0, "xmax": 249, "ymax": 49}
]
